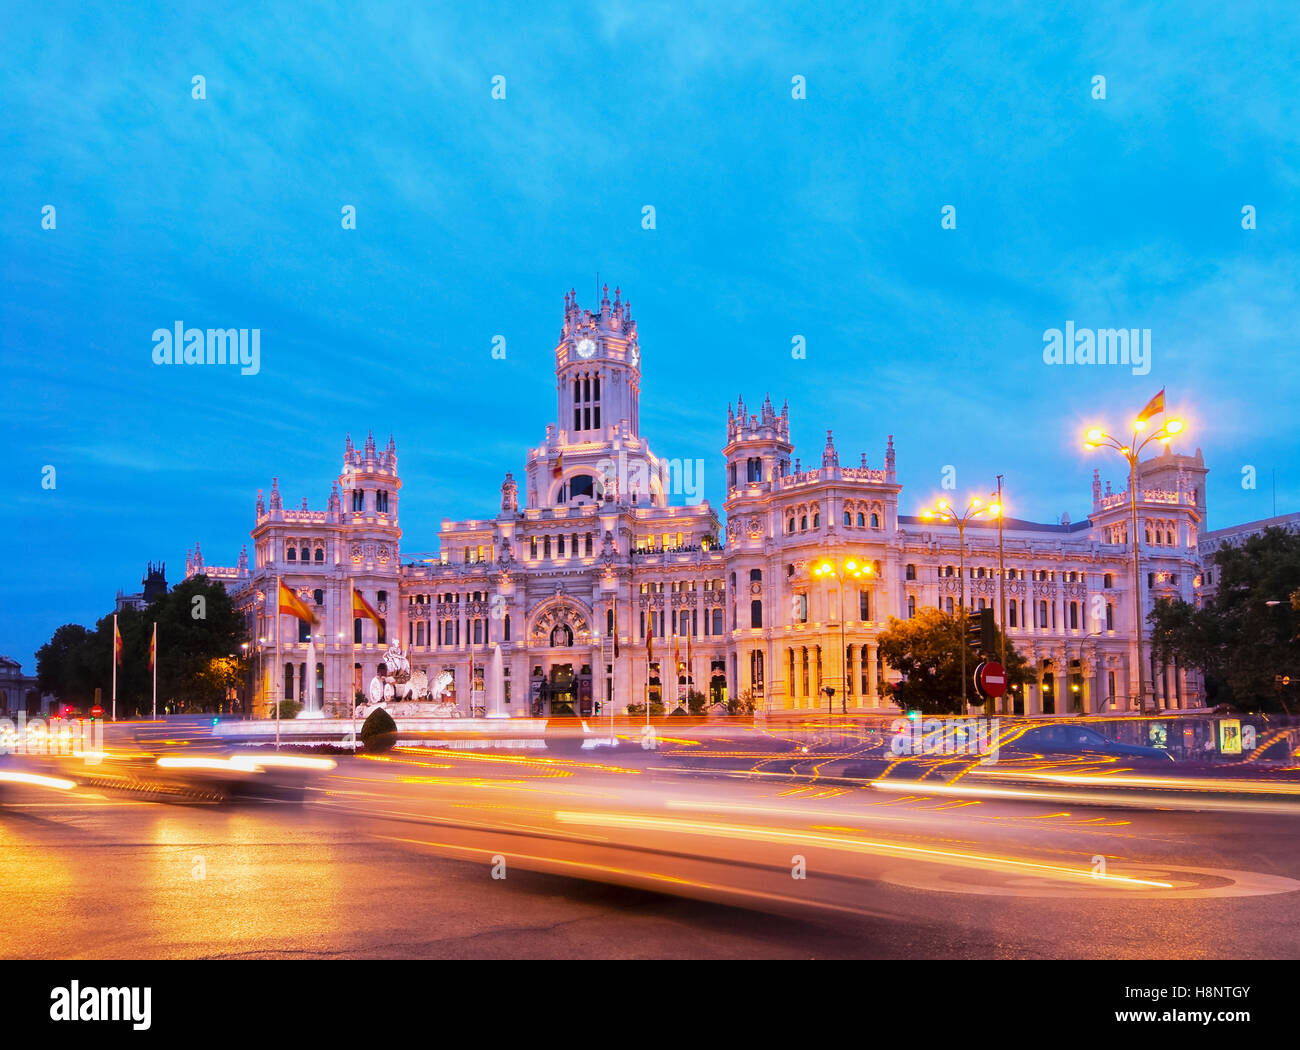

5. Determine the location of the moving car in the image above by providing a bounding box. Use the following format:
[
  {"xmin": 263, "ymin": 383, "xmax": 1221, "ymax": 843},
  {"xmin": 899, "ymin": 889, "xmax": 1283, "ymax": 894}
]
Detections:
[{"xmin": 1003, "ymin": 724, "xmax": 1175, "ymax": 762}]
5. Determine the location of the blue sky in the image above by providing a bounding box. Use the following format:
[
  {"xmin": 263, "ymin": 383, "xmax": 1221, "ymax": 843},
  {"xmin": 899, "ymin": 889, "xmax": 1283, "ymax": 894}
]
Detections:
[{"xmin": 3, "ymin": 1, "xmax": 1298, "ymax": 667}]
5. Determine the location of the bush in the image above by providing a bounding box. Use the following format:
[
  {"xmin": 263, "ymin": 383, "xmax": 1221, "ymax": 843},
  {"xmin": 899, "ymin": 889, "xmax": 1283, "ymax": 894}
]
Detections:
[
  {"xmin": 727, "ymin": 690, "xmax": 756, "ymax": 716},
  {"xmin": 277, "ymin": 700, "xmax": 302, "ymax": 720},
  {"xmin": 625, "ymin": 701, "xmax": 665, "ymax": 717},
  {"xmin": 359, "ymin": 707, "xmax": 398, "ymax": 753},
  {"xmin": 686, "ymin": 689, "xmax": 707, "ymax": 715}
]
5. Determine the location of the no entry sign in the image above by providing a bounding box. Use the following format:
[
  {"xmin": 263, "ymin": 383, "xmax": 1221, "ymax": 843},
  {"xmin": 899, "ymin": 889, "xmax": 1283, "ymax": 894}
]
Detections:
[{"xmin": 976, "ymin": 661, "xmax": 1008, "ymax": 698}]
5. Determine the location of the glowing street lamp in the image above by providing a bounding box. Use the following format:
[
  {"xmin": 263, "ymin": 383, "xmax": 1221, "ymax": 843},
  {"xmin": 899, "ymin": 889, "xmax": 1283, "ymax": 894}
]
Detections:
[
  {"xmin": 921, "ymin": 495, "xmax": 1001, "ymax": 709},
  {"xmin": 1083, "ymin": 403, "xmax": 1187, "ymax": 711},
  {"xmin": 812, "ymin": 558, "xmax": 872, "ymax": 715}
]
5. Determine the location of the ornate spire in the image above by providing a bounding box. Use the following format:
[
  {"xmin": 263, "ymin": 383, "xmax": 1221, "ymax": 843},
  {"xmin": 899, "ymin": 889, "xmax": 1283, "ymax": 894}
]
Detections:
[
  {"xmin": 1092, "ymin": 468, "xmax": 1102, "ymax": 507},
  {"xmin": 822, "ymin": 429, "xmax": 839, "ymax": 469},
  {"xmin": 256, "ymin": 487, "xmax": 265, "ymax": 517},
  {"xmin": 365, "ymin": 430, "xmax": 376, "ymax": 457},
  {"xmin": 345, "ymin": 432, "xmax": 354, "ymax": 457},
  {"xmin": 501, "ymin": 471, "xmax": 518, "ymax": 513},
  {"xmin": 885, "ymin": 435, "xmax": 896, "ymax": 479},
  {"xmin": 328, "ymin": 481, "xmax": 341, "ymax": 518},
  {"xmin": 237, "ymin": 545, "xmax": 249, "ymax": 576},
  {"xmin": 269, "ymin": 478, "xmax": 282, "ymax": 512}
]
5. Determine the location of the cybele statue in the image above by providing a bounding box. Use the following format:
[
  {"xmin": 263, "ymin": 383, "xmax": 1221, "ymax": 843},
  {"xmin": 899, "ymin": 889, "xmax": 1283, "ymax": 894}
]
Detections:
[{"xmin": 359, "ymin": 642, "xmax": 458, "ymax": 716}]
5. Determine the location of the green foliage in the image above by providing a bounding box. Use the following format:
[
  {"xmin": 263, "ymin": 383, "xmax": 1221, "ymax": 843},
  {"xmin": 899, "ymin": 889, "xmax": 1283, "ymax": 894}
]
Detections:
[
  {"xmin": 34, "ymin": 576, "xmax": 248, "ymax": 715},
  {"xmin": 1151, "ymin": 526, "xmax": 1300, "ymax": 711},
  {"xmin": 36, "ymin": 623, "xmax": 101, "ymax": 705},
  {"xmin": 277, "ymin": 700, "xmax": 303, "ymax": 720},
  {"xmin": 876, "ymin": 606, "xmax": 1029, "ymax": 715},
  {"xmin": 726, "ymin": 689, "xmax": 756, "ymax": 716},
  {"xmin": 360, "ymin": 707, "xmax": 398, "ymax": 753},
  {"xmin": 686, "ymin": 689, "xmax": 707, "ymax": 715},
  {"xmin": 625, "ymin": 701, "xmax": 665, "ymax": 716}
]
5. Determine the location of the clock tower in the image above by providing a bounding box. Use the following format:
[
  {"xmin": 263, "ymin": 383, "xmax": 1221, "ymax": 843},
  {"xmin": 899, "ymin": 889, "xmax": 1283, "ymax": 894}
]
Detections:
[
  {"xmin": 524, "ymin": 285, "xmax": 666, "ymax": 509},
  {"xmin": 556, "ymin": 284, "xmax": 641, "ymax": 439}
]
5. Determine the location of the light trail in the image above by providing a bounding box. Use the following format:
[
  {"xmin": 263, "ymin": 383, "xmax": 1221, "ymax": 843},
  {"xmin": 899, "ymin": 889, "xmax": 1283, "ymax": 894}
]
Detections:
[{"xmin": 554, "ymin": 810, "xmax": 1175, "ymax": 889}]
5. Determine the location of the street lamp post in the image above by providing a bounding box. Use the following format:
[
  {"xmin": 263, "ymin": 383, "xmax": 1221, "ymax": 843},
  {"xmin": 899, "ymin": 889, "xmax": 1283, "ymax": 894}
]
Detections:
[
  {"xmin": 1084, "ymin": 411, "xmax": 1186, "ymax": 712},
  {"xmin": 922, "ymin": 496, "xmax": 1001, "ymax": 711},
  {"xmin": 813, "ymin": 558, "xmax": 870, "ymax": 718}
]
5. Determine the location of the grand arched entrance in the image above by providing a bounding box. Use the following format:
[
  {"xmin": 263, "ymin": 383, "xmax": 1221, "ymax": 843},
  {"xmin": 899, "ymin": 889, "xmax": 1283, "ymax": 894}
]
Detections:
[{"xmin": 527, "ymin": 596, "xmax": 595, "ymax": 717}]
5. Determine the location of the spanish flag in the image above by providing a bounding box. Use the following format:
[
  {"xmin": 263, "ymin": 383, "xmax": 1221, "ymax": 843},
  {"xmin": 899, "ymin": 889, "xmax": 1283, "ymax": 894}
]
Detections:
[
  {"xmin": 278, "ymin": 580, "xmax": 317, "ymax": 623},
  {"xmin": 114, "ymin": 617, "xmax": 123, "ymax": 667},
  {"xmin": 1136, "ymin": 388, "xmax": 1165, "ymax": 424},
  {"xmin": 149, "ymin": 622, "xmax": 156, "ymax": 674},
  {"xmin": 352, "ymin": 585, "xmax": 385, "ymax": 643},
  {"xmin": 646, "ymin": 611, "xmax": 654, "ymax": 662},
  {"xmin": 552, "ymin": 451, "xmax": 564, "ymax": 479}
]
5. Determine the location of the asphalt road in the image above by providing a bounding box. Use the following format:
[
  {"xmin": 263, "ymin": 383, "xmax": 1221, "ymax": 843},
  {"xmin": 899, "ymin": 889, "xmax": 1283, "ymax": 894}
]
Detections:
[{"xmin": 3, "ymin": 717, "xmax": 1300, "ymax": 959}]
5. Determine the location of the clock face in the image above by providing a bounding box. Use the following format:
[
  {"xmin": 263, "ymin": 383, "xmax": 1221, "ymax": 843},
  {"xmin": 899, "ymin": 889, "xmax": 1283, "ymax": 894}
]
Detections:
[{"xmin": 576, "ymin": 337, "xmax": 596, "ymax": 359}]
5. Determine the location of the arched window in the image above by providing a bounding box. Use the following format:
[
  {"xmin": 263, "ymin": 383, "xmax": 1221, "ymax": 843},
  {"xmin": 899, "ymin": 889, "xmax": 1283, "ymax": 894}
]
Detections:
[
  {"xmin": 313, "ymin": 588, "xmax": 324, "ymax": 605},
  {"xmin": 858, "ymin": 512, "xmax": 866, "ymax": 527},
  {"xmin": 800, "ymin": 515, "xmax": 807, "ymax": 531},
  {"xmin": 300, "ymin": 547, "xmax": 310, "ymax": 562},
  {"xmin": 504, "ymin": 614, "xmax": 512, "ymax": 641},
  {"xmin": 870, "ymin": 513, "xmax": 880, "ymax": 528},
  {"xmin": 844, "ymin": 511, "xmax": 852, "ymax": 527},
  {"xmin": 314, "ymin": 547, "xmax": 324, "ymax": 562},
  {"xmin": 569, "ymin": 474, "xmax": 595, "ymax": 501},
  {"xmin": 905, "ymin": 564, "xmax": 917, "ymax": 581},
  {"xmin": 812, "ymin": 512, "xmax": 820, "ymax": 528},
  {"xmin": 286, "ymin": 546, "xmax": 296, "ymax": 561},
  {"xmin": 907, "ymin": 595, "xmax": 916, "ymax": 618}
]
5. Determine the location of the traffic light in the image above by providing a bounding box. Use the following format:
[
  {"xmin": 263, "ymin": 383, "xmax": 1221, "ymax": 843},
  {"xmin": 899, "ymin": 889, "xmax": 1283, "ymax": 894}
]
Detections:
[{"xmin": 966, "ymin": 608, "xmax": 996, "ymax": 656}]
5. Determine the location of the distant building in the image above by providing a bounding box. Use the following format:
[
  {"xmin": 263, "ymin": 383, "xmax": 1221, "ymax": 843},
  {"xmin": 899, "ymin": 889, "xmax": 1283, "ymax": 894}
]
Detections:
[
  {"xmin": 0, "ymin": 656, "xmax": 39, "ymax": 715},
  {"xmin": 115, "ymin": 562, "xmax": 169, "ymax": 612},
  {"xmin": 190, "ymin": 285, "xmax": 1213, "ymax": 717},
  {"xmin": 1197, "ymin": 512, "xmax": 1300, "ymax": 601}
]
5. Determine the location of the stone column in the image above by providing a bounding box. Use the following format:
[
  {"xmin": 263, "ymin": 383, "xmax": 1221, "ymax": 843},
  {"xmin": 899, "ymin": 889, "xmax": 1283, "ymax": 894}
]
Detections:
[{"xmin": 867, "ymin": 643, "xmax": 878, "ymax": 706}]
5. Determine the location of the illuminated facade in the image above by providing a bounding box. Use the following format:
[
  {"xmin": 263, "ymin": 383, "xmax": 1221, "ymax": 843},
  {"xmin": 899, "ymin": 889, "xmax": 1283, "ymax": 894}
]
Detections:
[{"xmin": 191, "ymin": 286, "xmax": 1211, "ymax": 717}]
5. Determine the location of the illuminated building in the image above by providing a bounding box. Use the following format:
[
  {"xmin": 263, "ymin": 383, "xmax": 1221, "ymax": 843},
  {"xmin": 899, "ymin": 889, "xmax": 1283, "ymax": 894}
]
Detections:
[{"xmin": 191, "ymin": 286, "xmax": 1211, "ymax": 716}]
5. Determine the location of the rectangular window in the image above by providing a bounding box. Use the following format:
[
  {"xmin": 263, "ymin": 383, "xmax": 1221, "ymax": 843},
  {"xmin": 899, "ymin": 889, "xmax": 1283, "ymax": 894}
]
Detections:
[{"xmin": 859, "ymin": 590, "xmax": 870, "ymax": 621}]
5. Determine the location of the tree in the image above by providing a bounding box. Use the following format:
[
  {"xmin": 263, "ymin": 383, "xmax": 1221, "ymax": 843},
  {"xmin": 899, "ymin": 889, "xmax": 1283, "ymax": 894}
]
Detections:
[
  {"xmin": 877, "ymin": 607, "xmax": 1029, "ymax": 715},
  {"xmin": 1151, "ymin": 526, "xmax": 1300, "ymax": 711},
  {"xmin": 36, "ymin": 623, "xmax": 99, "ymax": 705},
  {"xmin": 146, "ymin": 575, "xmax": 247, "ymax": 711},
  {"xmin": 32, "ymin": 575, "xmax": 248, "ymax": 716}
]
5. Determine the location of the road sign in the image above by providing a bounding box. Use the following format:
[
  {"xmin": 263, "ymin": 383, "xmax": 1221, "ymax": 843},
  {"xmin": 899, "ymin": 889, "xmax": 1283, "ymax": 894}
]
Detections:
[{"xmin": 976, "ymin": 660, "xmax": 1008, "ymax": 698}]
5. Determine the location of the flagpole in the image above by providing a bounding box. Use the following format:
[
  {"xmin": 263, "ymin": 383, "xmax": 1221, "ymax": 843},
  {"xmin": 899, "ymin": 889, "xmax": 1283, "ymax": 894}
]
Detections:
[
  {"xmin": 610, "ymin": 594, "xmax": 616, "ymax": 744},
  {"xmin": 350, "ymin": 585, "xmax": 357, "ymax": 751},
  {"xmin": 152, "ymin": 622, "xmax": 157, "ymax": 720},
  {"xmin": 275, "ymin": 577, "xmax": 281, "ymax": 751},
  {"xmin": 111, "ymin": 613, "xmax": 118, "ymax": 723}
]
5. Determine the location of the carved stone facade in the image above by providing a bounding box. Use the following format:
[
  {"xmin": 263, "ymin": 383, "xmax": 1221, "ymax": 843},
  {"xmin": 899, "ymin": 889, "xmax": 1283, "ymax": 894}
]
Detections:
[{"xmin": 192, "ymin": 287, "xmax": 1212, "ymax": 717}]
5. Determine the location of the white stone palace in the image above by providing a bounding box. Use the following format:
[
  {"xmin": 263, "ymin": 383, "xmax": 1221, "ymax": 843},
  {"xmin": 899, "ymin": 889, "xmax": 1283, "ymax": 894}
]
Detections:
[{"xmin": 189, "ymin": 285, "xmax": 1211, "ymax": 717}]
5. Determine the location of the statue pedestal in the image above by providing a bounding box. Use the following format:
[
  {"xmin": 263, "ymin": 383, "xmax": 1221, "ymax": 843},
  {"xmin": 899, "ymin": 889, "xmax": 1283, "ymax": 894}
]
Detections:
[{"xmin": 357, "ymin": 700, "xmax": 462, "ymax": 719}]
